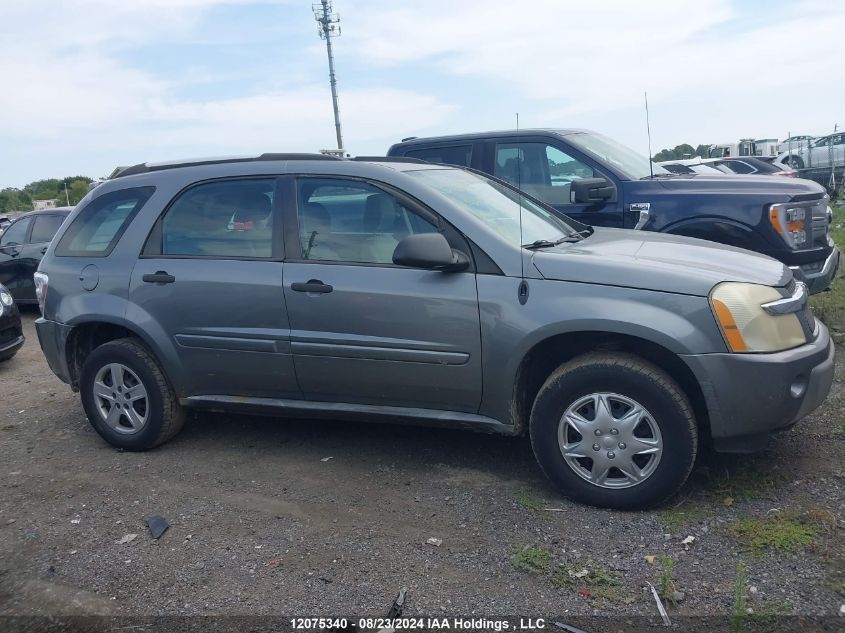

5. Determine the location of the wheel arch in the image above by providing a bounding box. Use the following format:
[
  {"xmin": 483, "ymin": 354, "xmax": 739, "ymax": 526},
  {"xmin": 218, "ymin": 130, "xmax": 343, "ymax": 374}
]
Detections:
[{"xmin": 510, "ymin": 331, "xmax": 709, "ymax": 443}]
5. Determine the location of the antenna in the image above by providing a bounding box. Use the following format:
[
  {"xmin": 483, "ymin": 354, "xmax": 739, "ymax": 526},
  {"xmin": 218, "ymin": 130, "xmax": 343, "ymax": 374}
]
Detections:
[
  {"xmin": 314, "ymin": 0, "xmax": 344, "ymax": 153},
  {"xmin": 516, "ymin": 112, "xmax": 519, "ymax": 131},
  {"xmin": 644, "ymin": 92, "xmax": 654, "ymax": 178}
]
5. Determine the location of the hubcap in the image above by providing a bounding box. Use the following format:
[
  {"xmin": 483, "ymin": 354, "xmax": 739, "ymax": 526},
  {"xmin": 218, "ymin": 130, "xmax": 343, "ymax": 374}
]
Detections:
[
  {"xmin": 557, "ymin": 392, "xmax": 663, "ymax": 489},
  {"xmin": 92, "ymin": 363, "xmax": 149, "ymax": 434}
]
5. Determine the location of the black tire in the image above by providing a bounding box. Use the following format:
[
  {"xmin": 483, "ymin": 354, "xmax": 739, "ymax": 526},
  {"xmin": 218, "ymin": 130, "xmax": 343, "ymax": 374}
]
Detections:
[
  {"xmin": 79, "ymin": 338, "xmax": 185, "ymax": 450},
  {"xmin": 529, "ymin": 352, "xmax": 697, "ymax": 510}
]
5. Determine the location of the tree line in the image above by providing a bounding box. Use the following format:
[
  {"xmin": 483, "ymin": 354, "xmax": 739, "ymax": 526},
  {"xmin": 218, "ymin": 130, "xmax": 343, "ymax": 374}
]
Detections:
[
  {"xmin": 651, "ymin": 144, "xmax": 711, "ymax": 162},
  {"xmin": 0, "ymin": 177, "xmax": 93, "ymax": 214}
]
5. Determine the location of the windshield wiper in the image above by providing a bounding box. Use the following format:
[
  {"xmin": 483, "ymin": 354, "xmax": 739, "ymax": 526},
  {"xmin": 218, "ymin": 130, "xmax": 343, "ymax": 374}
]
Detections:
[
  {"xmin": 522, "ymin": 234, "xmax": 583, "ymax": 249},
  {"xmin": 640, "ymin": 173, "xmax": 678, "ymax": 180}
]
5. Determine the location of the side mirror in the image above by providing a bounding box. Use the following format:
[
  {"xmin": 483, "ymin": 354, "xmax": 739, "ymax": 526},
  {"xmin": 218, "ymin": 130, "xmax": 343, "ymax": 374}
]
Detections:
[
  {"xmin": 393, "ymin": 232, "xmax": 469, "ymax": 272},
  {"xmin": 570, "ymin": 177, "xmax": 614, "ymax": 204}
]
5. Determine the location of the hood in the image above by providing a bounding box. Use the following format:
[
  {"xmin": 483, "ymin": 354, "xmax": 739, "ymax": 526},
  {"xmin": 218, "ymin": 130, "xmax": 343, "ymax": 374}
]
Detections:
[
  {"xmin": 532, "ymin": 227, "xmax": 791, "ymax": 297},
  {"xmin": 654, "ymin": 173, "xmax": 825, "ymax": 199}
]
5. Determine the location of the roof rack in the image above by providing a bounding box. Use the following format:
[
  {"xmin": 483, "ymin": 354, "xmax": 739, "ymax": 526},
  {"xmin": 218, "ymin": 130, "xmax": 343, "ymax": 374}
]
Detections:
[
  {"xmin": 351, "ymin": 156, "xmax": 428, "ymax": 164},
  {"xmin": 113, "ymin": 153, "xmax": 341, "ymax": 178}
]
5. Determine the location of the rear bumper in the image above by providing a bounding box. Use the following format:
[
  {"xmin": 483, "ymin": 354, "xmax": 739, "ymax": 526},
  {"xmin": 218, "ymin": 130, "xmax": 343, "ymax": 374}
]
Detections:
[
  {"xmin": 35, "ymin": 317, "xmax": 74, "ymax": 385},
  {"xmin": 790, "ymin": 240, "xmax": 839, "ymax": 294},
  {"xmin": 682, "ymin": 322, "xmax": 835, "ymax": 452}
]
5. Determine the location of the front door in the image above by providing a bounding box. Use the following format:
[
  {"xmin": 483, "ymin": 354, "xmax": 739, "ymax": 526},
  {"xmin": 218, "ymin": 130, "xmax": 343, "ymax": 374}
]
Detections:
[
  {"xmin": 282, "ymin": 176, "xmax": 483, "ymax": 412},
  {"xmin": 128, "ymin": 177, "xmax": 300, "ymax": 400},
  {"xmin": 489, "ymin": 140, "xmax": 623, "ymax": 227},
  {"xmin": 0, "ymin": 216, "xmax": 33, "ymax": 301}
]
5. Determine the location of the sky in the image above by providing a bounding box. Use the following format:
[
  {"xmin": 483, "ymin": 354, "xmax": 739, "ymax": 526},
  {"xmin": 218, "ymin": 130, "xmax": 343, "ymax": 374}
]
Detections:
[{"xmin": 1, "ymin": 0, "xmax": 843, "ymax": 188}]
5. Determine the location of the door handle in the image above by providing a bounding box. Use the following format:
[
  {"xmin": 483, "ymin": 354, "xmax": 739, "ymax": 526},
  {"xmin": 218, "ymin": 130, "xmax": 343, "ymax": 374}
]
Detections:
[
  {"xmin": 291, "ymin": 279, "xmax": 333, "ymax": 293},
  {"xmin": 142, "ymin": 271, "xmax": 176, "ymax": 284}
]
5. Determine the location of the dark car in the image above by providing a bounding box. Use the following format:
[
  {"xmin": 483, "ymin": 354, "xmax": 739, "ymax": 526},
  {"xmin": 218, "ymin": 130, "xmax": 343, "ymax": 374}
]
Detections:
[
  {"xmin": 0, "ymin": 283, "xmax": 24, "ymax": 362},
  {"xmin": 0, "ymin": 217, "xmax": 11, "ymax": 237},
  {"xmin": 0, "ymin": 207, "xmax": 72, "ymax": 304},
  {"xmin": 388, "ymin": 129, "xmax": 838, "ymax": 293},
  {"xmin": 714, "ymin": 157, "xmax": 797, "ymax": 177}
]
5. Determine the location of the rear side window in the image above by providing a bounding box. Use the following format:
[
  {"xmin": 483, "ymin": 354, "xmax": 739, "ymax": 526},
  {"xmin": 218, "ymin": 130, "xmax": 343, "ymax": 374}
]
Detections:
[
  {"xmin": 153, "ymin": 179, "xmax": 276, "ymax": 259},
  {"xmin": 55, "ymin": 187, "xmax": 154, "ymax": 257},
  {"xmin": 404, "ymin": 145, "xmax": 472, "ymax": 167},
  {"xmin": 29, "ymin": 214, "xmax": 66, "ymax": 244},
  {"xmin": 0, "ymin": 217, "xmax": 31, "ymax": 246}
]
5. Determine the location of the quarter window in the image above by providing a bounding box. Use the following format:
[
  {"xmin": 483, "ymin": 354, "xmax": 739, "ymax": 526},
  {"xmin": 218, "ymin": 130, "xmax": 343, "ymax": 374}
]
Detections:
[
  {"xmin": 296, "ymin": 178, "xmax": 438, "ymax": 264},
  {"xmin": 404, "ymin": 145, "xmax": 473, "ymax": 167},
  {"xmin": 160, "ymin": 179, "xmax": 275, "ymax": 258},
  {"xmin": 56, "ymin": 187, "xmax": 155, "ymax": 256},
  {"xmin": 0, "ymin": 217, "xmax": 31, "ymax": 246}
]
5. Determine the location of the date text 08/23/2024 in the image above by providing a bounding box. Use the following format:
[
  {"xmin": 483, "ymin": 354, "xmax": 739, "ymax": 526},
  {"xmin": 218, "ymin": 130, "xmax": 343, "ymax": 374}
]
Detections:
[{"xmin": 290, "ymin": 618, "xmax": 548, "ymax": 631}]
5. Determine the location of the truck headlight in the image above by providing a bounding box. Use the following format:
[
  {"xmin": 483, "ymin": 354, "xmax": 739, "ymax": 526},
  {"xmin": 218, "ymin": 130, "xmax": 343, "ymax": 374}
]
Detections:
[
  {"xmin": 769, "ymin": 203, "xmax": 807, "ymax": 249},
  {"xmin": 710, "ymin": 282, "xmax": 806, "ymax": 352}
]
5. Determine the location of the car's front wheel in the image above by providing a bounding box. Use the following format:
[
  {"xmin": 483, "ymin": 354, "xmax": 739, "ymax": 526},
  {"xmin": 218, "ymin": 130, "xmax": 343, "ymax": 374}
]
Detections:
[
  {"xmin": 79, "ymin": 338, "xmax": 184, "ymax": 450},
  {"xmin": 529, "ymin": 352, "xmax": 697, "ymax": 510}
]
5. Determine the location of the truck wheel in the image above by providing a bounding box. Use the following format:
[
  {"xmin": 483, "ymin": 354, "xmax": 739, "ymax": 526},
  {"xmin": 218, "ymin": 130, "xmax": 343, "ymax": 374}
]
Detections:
[
  {"xmin": 79, "ymin": 338, "xmax": 185, "ymax": 451},
  {"xmin": 529, "ymin": 352, "xmax": 697, "ymax": 510},
  {"xmin": 788, "ymin": 155, "xmax": 804, "ymax": 169}
]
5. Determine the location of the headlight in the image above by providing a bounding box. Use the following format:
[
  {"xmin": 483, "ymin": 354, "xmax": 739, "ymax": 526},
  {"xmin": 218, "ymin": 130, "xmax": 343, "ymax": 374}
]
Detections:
[
  {"xmin": 710, "ymin": 282, "xmax": 807, "ymax": 353},
  {"xmin": 0, "ymin": 285, "xmax": 12, "ymax": 317},
  {"xmin": 768, "ymin": 203, "xmax": 807, "ymax": 249}
]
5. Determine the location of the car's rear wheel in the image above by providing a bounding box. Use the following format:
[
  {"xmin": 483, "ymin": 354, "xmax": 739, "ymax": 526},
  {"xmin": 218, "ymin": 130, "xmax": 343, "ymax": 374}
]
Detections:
[
  {"xmin": 788, "ymin": 155, "xmax": 804, "ymax": 169},
  {"xmin": 79, "ymin": 338, "xmax": 184, "ymax": 450},
  {"xmin": 529, "ymin": 352, "xmax": 697, "ymax": 510}
]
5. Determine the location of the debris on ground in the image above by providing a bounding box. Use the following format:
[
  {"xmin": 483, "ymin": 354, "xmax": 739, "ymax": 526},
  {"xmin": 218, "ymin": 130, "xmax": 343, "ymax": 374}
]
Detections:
[
  {"xmin": 646, "ymin": 581, "xmax": 671, "ymax": 626},
  {"xmin": 116, "ymin": 533, "xmax": 137, "ymax": 545},
  {"xmin": 70, "ymin": 518, "xmax": 80, "ymax": 525},
  {"xmin": 543, "ymin": 508, "xmax": 566, "ymax": 512},
  {"xmin": 386, "ymin": 588, "xmax": 407, "ymax": 618},
  {"xmin": 320, "ymin": 456, "xmax": 334, "ymax": 462},
  {"xmin": 645, "ymin": 555, "xmax": 656, "ymax": 564},
  {"xmin": 681, "ymin": 535, "xmax": 695, "ymax": 547},
  {"xmin": 577, "ymin": 587, "xmax": 591, "ymax": 597},
  {"xmin": 144, "ymin": 515, "xmax": 170, "ymax": 540},
  {"xmin": 552, "ymin": 624, "xmax": 590, "ymax": 633},
  {"xmin": 425, "ymin": 537, "xmax": 442, "ymax": 547}
]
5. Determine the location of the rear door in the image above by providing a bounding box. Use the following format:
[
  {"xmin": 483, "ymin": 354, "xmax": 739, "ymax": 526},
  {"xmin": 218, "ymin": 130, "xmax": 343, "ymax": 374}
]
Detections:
[
  {"xmin": 0, "ymin": 216, "xmax": 33, "ymax": 301},
  {"xmin": 281, "ymin": 175, "xmax": 483, "ymax": 412},
  {"xmin": 13, "ymin": 213, "xmax": 68, "ymax": 302},
  {"xmin": 484, "ymin": 139, "xmax": 623, "ymax": 227},
  {"xmin": 129, "ymin": 177, "xmax": 300, "ymax": 400}
]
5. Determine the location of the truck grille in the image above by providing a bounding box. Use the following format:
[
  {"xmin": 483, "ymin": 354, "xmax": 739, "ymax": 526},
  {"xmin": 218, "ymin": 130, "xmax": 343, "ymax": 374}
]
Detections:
[{"xmin": 809, "ymin": 198, "xmax": 829, "ymax": 248}]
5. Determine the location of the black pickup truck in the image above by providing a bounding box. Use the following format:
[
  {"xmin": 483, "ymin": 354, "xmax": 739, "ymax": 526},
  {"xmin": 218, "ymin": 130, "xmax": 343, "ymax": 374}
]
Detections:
[{"xmin": 388, "ymin": 129, "xmax": 839, "ymax": 293}]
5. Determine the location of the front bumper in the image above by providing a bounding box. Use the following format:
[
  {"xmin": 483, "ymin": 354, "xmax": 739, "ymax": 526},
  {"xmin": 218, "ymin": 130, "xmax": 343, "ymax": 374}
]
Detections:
[
  {"xmin": 790, "ymin": 241, "xmax": 840, "ymax": 294},
  {"xmin": 35, "ymin": 317, "xmax": 75, "ymax": 385},
  {"xmin": 682, "ymin": 321, "xmax": 835, "ymax": 452}
]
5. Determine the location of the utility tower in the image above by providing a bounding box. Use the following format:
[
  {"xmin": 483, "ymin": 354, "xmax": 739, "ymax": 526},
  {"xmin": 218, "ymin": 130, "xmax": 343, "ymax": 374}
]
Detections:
[{"xmin": 313, "ymin": 0, "xmax": 344, "ymax": 155}]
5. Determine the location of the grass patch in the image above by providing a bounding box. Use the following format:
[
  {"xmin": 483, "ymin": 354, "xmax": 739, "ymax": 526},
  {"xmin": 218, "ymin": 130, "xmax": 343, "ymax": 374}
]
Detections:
[
  {"xmin": 510, "ymin": 545, "xmax": 550, "ymax": 574},
  {"xmin": 661, "ymin": 503, "xmax": 710, "ymax": 532},
  {"xmin": 515, "ymin": 490, "xmax": 547, "ymax": 513},
  {"xmin": 732, "ymin": 560, "xmax": 747, "ymax": 633},
  {"xmin": 550, "ymin": 563, "xmax": 620, "ymax": 590},
  {"xmin": 709, "ymin": 464, "xmax": 787, "ymax": 501},
  {"xmin": 809, "ymin": 202, "xmax": 844, "ymax": 340},
  {"xmin": 727, "ymin": 513, "xmax": 816, "ymax": 553}
]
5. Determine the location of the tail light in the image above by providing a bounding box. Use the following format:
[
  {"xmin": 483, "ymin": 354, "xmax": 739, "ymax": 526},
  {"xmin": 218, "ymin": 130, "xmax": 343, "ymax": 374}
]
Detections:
[{"xmin": 34, "ymin": 272, "xmax": 48, "ymax": 315}]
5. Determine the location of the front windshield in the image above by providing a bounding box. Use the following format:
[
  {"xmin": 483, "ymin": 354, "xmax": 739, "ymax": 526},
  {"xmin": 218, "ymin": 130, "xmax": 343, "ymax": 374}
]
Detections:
[
  {"xmin": 406, "ymin": 168, "xmax": 575, "ymax": 246},
  {"xmin": 566, "ymin": 132, "xmax": 669, "ymax": 180}
]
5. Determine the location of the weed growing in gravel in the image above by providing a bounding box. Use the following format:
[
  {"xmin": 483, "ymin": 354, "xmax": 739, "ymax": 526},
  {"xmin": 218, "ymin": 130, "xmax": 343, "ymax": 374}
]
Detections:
[
  {"xmin": 515, "ymin": 490, "xmax": 547, "ymax": 513},
  {"xmin": 732, "ymin": 560, "xmax": 747, "ymax": 633},
  {"xmin": 510, "ymin": 546, "xmax": 550, "ymax": 574},
  {"xmin": 836, "ymin": 416, "xmax": 845, "ymax": 436},
  {"xmin": 656, "ymin": 555, "xmax": 678, "ymax": 605},
  {"xmin": 710, "ymin": 463, "xmax": 787, "ymax": 501},
  {"xmin": 727, "ymin": 513, "xmax": 816, "ymax": 553},
  {"xmin": 550, "ymin": 563, "xmax": 620, "ymax": 590},
  {"xmin": 661, "ymin": 503, "xmax": 710, "ymax": 532}
]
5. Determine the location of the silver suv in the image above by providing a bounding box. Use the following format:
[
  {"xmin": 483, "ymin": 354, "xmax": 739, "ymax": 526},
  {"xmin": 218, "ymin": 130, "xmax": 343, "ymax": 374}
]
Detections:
[{"xmin": 34, "ymin": 155, "xmax": 835, "ymax": 509}]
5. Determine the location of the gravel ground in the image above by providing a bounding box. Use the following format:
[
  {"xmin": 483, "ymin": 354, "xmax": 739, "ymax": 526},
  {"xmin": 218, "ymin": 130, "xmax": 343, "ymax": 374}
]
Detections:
[{"xmin": 1, "ymin": 309, "xmax": 843, "ymax": 629}]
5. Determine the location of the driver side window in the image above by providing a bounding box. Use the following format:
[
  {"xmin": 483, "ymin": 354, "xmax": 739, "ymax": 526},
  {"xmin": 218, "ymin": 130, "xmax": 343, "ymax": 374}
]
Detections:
[{"xmin": 493, "ymin": 142, "xmax": 596, "ymax": 206}]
